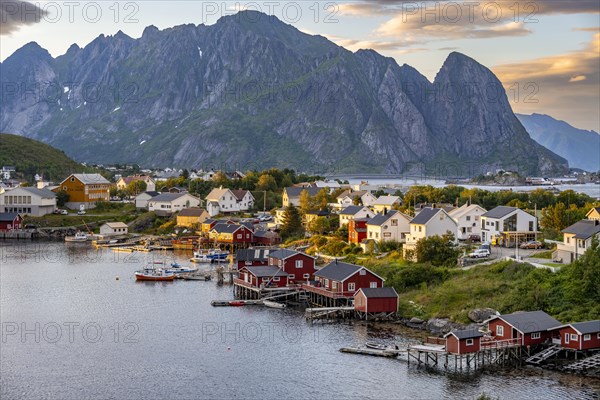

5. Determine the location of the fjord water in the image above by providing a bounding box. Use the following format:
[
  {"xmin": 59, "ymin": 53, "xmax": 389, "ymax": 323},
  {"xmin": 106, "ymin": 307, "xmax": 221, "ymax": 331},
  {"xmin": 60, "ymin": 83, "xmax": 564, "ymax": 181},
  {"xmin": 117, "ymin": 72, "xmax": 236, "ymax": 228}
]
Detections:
[{"xmin": 1, "ymin": 242, "xmax": 598, "ymax": 400}]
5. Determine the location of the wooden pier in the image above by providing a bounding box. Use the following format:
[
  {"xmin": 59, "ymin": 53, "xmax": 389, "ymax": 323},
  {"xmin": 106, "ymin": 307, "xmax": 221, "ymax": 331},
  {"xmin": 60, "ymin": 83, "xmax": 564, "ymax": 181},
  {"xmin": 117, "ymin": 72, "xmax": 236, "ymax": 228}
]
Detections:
[
  {"xmin": 305, "ymin": 306, "xmax": 355, "ymax": 322},
  {"xmin": 339, "ymin": 347, "xmax": 402, "ymax": 358}
]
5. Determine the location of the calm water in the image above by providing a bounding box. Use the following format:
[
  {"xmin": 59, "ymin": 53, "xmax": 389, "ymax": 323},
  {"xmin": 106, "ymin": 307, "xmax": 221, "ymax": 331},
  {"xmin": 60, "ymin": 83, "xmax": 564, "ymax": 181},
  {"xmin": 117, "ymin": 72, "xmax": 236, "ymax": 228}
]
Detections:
[{"xmin": 1, "ymin": 242, "xmax": 599, "ymax": 400}]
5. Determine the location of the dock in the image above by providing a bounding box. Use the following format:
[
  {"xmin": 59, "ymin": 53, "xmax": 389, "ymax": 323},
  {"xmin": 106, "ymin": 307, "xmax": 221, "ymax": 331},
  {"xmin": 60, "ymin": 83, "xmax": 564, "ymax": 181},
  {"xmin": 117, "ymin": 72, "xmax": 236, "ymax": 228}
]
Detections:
[
  {"xmin": 305, "ymin": 306, "xmax": 355, "ymax": 322},
  {"xmin": 339, "ymin": 347, "xmax": 402, "ymax": 358},
  {"xmin": 211, "ymin": 299, "xmax": 263, "ymax": 307}
]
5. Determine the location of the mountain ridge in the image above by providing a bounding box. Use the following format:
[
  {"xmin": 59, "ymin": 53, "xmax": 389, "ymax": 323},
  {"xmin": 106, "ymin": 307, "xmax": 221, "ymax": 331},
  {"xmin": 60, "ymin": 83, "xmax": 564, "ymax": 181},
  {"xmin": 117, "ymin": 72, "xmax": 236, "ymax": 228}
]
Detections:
[{"xmin": 0, "ymin": 10, "xmax": 568, "ymax": 176}]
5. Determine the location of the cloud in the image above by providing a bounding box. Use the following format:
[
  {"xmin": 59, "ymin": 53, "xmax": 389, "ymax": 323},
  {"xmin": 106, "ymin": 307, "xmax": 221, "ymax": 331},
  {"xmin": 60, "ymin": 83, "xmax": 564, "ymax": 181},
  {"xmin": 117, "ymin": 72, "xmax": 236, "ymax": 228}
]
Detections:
[
  {"xmin": 322, "ymin": 33, "xmax": 420, "ymax": 52},
  {"xmin": 493, "ymin": 33, "xmax": 600, "ymax": 132},
  {"xmin": 0, "ymin": 0, "xmax": 47, "ymax": 35}
]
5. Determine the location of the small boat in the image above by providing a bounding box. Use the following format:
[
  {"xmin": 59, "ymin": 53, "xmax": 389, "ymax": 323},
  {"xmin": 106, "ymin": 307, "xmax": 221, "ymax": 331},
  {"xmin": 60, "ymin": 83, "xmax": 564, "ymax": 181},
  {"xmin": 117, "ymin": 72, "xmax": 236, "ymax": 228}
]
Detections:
[
  {"xmin": 182, "ymin": 273, "xmax": 211, "ymax": 281},
  {"xmin": 164, "ymin": 263, "xmax": 198, "ymax": 274},
  {"xmin": 134, "ymin": 263, "xmax": 176, "ymax": 281},
  {"xmin": 365, "ymin": 342, "xmax": 389, "ymax": 351},
  {"xmin": 228, "ymin": 301, "xmax": 245, "ymax": 307},
  {"xmin": 263, "ymin": 300, "xmax": 286, "ymax": 309},
  {"xmin": 190, "ymin": 249, "xmax": 229, "ymax": 263},
  {"xmin": 65, "ymin": 232, "xmax": 89, "ymax": 242}
]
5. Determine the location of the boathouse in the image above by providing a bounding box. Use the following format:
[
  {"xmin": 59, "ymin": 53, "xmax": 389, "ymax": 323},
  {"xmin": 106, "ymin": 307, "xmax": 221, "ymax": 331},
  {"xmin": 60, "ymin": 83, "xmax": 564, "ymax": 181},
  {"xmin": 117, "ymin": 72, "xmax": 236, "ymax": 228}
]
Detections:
[
  {"xmin": 486, "ymin": 311, "xmax": 561, "ymax": 346},
  {"xmin": 253, "ymin": 230, "xmax": 281, "ymax": 246},
  {"xmin": 354, "ymin": 287, "xmax": 398, "ymax": 317},
  {"xmin": 238, "ymin": 266, "xmax": 289, "ymax": 288},
  {"xmin": 0, "ymin": 212, "xmax": 23, "ymax": 231},
  {"xmin": 235, "ymin": 248, "xmax": 274, "ymax": 270},
  {"xmin": 268, "ymin": 249, "xmax": 316, "ymax": 283},
  {"xmin": 209, "ymin": 224, "xmax": 253, "ymax": 246},
  {"xmin": 444, "ymin": 329, "xmax": 484, "ymax": 354},
  {"xmin": 551, "ymin": 320, "xmax": 600, "ymax": 351}
]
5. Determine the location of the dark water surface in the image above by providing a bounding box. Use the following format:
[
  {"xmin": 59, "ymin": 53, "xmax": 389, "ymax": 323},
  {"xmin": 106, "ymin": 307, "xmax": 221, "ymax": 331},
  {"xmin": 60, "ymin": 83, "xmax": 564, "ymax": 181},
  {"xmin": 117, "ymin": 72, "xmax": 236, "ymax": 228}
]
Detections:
[{"xmin": 1, "ymin": 242, "xmax": 598, "ymax": 399}]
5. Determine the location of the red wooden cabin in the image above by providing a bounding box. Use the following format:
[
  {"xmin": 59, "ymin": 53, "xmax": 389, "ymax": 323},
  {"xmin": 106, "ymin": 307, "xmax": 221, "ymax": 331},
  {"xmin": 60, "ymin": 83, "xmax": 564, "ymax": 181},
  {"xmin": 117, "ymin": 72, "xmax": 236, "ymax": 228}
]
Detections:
[
  {"xmin": 253, "ymin": 230, "xmax": 282, "ymax": 246},
  {"xmin": 444, "ymin": 329, "xmax": 484, "ymax": 354},
  {"xmin": 551, "ymin": 320, "xmax": 600, "ymax": 351},
  {"xmin": 209, "ymin": 224, "xmax": 253, "ymax": 245},
  {"xmin": 235, "ymin": 248, "xmax": 275, "ymax": 270},
  {"xmin": 307, "ymin": 261, "xmax": 384, "ymax": 298},
  {"xmin": 354, "ymin": 287, "xmax": 398, "ymax": 313},
  {"xmin": 268, "ymin": 249, "xmax": 316, "ymax": 283},
  {"xmin": 348, "ymin": 218, "xmax": 368, "ymax": 244},
  {"xmin": 238, "ymin": 266, "xmax": 289, "ymax": 288},
  {"xmin": 0, "ymin": 213, "xmax": 23, "ymax": 231},
  {"xmin": 486, "ymin": 311, "xmax": 561, "ymax": 346}
]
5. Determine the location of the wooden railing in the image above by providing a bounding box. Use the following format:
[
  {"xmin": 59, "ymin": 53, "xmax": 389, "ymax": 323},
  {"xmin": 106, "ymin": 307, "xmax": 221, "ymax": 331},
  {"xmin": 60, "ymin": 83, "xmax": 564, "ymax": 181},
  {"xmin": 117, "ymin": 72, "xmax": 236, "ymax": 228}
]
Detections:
[
  {"xmin": 301, "ymin": 284, "xmax": 353, "ymax": 299},
  {"xmin": 426, "ymin": 337, "xmax": 446, "ymax": 345},
  {"xmin": 481, "ymin": 338, "xmax": 521, "ymax": 349}
]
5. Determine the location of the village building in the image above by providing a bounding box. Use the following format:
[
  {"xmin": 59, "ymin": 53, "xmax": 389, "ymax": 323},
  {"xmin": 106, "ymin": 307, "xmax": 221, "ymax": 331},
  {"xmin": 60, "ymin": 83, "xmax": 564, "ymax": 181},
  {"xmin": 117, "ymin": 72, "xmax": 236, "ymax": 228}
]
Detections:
[
  {"xmin": 335, "ymin": 190, "xmax": 377, "ymax": 209},
  {"xmin": 372, "ymin": 195, "xmax": 401, "ymax": 214},
  {"xmin": 348, "ymin": 218, "xmax": 368, "ymax": 244},
  {"xmin": 0, "ymin": 212, "xmax": 23, "ymax": 231},
  {"xmin": 55, "ymin": 174, "xmax": 111, "ymax": 210},
  {"xmin": 304, "ymin": 209, "xmax": 331, "ymax": 229},
  {"xmin": 555, "ymin": 219, "xmax": 600, "ymax": 263},
  {"xmin": 268, "ymin": 249, "xmax": 316, "ymax": 282},
  {"xmin": 354, "ymin": 287, "xmax": 399, "ymax": 318},
  {"xmin": 403, "ymin": 207, "xmax": 458, "ymax": 259},
  {"xmin": 448, "ymin": 203, "xmax": 487, "ymax": 240},
  {"xmin": 338, "ymin": 205, "xmax": 374, "ymax": 227},
  {"xmin": 99, "ymin": 222, "xmax": 129, "ymax": 236},
  {"xmin": 586, "ymin": 207, "xmax": 600, "ymax": 221},
  {"xmin": 306, "ymin": 261, "xmax": 384, "ymax": 300},
  {"xmin": 238, "ymin": 266, "xmax": 289, "ymax": 289},
  {"xmin": 282, "ymin": 186, "xmax": 321, "ymax": 207},
  {"xmin": 366, "ymin": 210, "xmax": 412, "ymax": 244},
  {"xmin": 253, "ymin": 230, "xmax": 282, "ymax": 246},
  {"xmin": 134, "ymin": 191, "xmax": 160, "ymax": 209},
  {"xmin": 235, "ymin": 248, "xmax": 275, "ymax": 270},
  {"xmin": 205, "ymin": 188, "xmax": 255, "ymax": 217},
  {"xmin": 480, "ymin": 206, "xmax": 538, "ymax": 246},
  {"xmin": 147, "ymin": 193, "xmax": 201, "ymax": 216},
  {"xmin": 116, "ymin": 175, "xmax": 156, "ymax": 192},
  {"xmin": 550, "ymin": 320, "xmax": 600, "ymax": 351},
  {"xmin": 0, "ymin": 187, "xmax": 56, "ymax": 216},
  {"xmin": 208, "ymin": 224, "xmax": 254, "ymax": 246},
  {"xmin": 486, "ymin": 311, "xmax": 561, "ymax": 346},
  {"xmin": 444, "ymin": 330, "xmax": 484, "ymax": 354},
  {"xmin": 176, "ymin": 208, "xmax": 210, "ymax": 229}
]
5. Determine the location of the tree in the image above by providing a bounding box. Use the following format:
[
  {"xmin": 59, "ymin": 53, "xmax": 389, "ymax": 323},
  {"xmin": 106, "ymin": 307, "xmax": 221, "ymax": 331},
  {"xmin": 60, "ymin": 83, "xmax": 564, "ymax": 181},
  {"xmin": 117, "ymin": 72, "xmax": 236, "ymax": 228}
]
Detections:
[
  {"xmin": 127, "ymin": 180, "xmax": 147, "ymax": 196},
  {"xmin": 308, "ymin": 216, "xmax": 331, "ymax": 235},
  {"xmin": 414, "ymin": 232, "xmax": 459, "ymax": 267},
  {"xmin": 180, "ymin": 169, "xmax": 190, "ymax": 179},
  {"xmin": 56, "ymin": 190, "xmax": 69, "ymax": 207},
  {"xmin": 256, "ymin": 174, "xmax": 277, "ymax": 192},
  {"xmin": 315, "ymin": 188, "xmax": 330, "ymax": 210},
  {"xmin": 298, "ymin": 189, "xmax": 312, "ymax": 213},
  {"xmin": 280, "ymin": 205, "xmax": 304, "ymax": 239}
]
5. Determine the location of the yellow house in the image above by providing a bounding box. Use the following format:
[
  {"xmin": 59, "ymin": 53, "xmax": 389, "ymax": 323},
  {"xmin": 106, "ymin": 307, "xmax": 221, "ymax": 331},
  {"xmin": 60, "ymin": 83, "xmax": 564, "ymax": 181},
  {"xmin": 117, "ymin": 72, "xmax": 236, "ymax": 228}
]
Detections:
[
  {"xmin": 56, "ymin": 174, "xmax": 111, "ymax": 209},
  {"xmin": 586, "ymin": 207, "xmax": 600, "ymax": 221},
  {"xmin": 177, "ymin": 208, "xmax": 209, "ymax": 228}
]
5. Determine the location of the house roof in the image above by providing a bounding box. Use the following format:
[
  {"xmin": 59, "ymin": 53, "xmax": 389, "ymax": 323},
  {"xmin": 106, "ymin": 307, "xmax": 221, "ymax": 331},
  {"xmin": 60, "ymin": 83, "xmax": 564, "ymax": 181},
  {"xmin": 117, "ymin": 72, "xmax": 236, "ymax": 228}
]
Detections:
[
  {"xmin": 231, "ymin": 189, "xmax": 252, "ymax": 201},
  {"xmin": 236, "ymin": 248, "xmax": 274, "ymax": 262},
  {"xmin": 203, "ymin": 219, "xmax": 217, "ymax": 225},
  {"xmin": 63, "ymin": 174, "xmax": 110, "ymax": 185},
  {"xmin": 269, "ymin": 248, "xmax": 299, "ymax": 260},
  {"xmin": 340, "ymin": 205, "xmax": 369, "ymax": 216},
  {"xmin": 102, "ymin": 222, "xmax": 128, "ymax": 229},
  {"xmin": 337, "ymin": 190, "xmax": 368, "ymax": 200},
  {"xmin": 488, "ymin": 311, "xmax": 561, "ymax": 334},
  {"xmin": 561, "ymin": 220, "xmax": 600, "ymax": 239},
  {"xmin": 121, "ymin": 175, "xmax": 152, "ymax": 185},
  {"xmin": 411, "ymin": 207, "xmax": 441, "ymax": 225},
  {"xmin": 357, "ymin": 287, "xmax": 398, "ymax": 299},
  {"xmin": 150, "ymin": 193, "xmax": 188, "ymax": 203},
  {"xmin": 244, "ymin": 266, "xmax": 288, "ymax": 278},
  {"xmin": 375, "ymin": 195, "xmax": 400, "ymax": 206},
  {"xmin": 284, "ymin": 186, "xmax": 322, "ymax": 198},
  {"xmin": 253, "ymin": 230, "xmax": 280, "ymax": 239},
  {"xmin": 586, "ymin": 207, "xmax": 600, "ymax": 217},
  {"xmin": 140, "ymin": 191, "xmax": 161, "ymax": 198},
  {"xmin": 554, "ymin": 320, "xmax": 600, "ymax": 335},
  {"xmin": 481, "ymin": 206, "xmax": 518, "ymax": 219},
  {"xmin": 178, "ymin": 208, "xmax": 207, "ymax": 217},
  {"xmin": 444, "ymin": 329, "xmax": 484, "ymax": 340},
  {"xmin": 211, "ymin": 224, "xmax": 246, "ymax": 234},
  {"xmin": 315, "ymin": 261, "xmax": 383, "ymax": 283},
  {"xmin": 206, "ymin": 188, "xmax": 231, "ymax": 201},
  {"xmin": 367, "ymin": 210, "xmax": 399, "ymax": 226},
  {"xmin": 18, "ymin": 187, "xmax": 56, "ymax": 199},
  {"xmin": 0, "ymin": 212, "xmax": 20, "ymax": 222},
  {"xmin": 305, "ymin": 210, "xmax": 330, "ymax": 217},
  {"xmin": 449, "ymin": 204, "xmax": 486, "ymax": 219}
]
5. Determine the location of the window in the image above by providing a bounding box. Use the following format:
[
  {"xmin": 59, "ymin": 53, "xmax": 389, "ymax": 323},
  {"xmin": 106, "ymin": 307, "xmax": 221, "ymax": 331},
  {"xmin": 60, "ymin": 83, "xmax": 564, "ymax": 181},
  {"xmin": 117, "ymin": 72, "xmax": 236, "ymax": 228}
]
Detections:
[
  {"xmin": 531, "ymin": 332, "xmax": 541, "ymax": 339},
  {"xmin": 418, "ymin": 226, "xmax": 422, "ymax": 232},
  {"xmin": 529, "ymin": 221, "xmax": 534, "ymax": 232},
  {"xmin": 303, "ymin": 274, "xmax": 310, "ymax": 279},
  {"xmin": 370, "ymin": 282, "xmax": 377, "ymax": 288},
  {"xmin": 570, "ymin": 334, "xmax": 578, "ymax": 341},
  {"xmin": 391, "ymin": 219, "xmax": 397, "ymax": 226},
  {"xmin": 272, "ymin": 277, "xmax": 280, "ymax": 282},
  {"xmin": 466, "ymin": 216, "xmax": 471, "ymax": 221},
  {"xmin": 237, "ymin": 234, "xmax": 242, "ymax": 239},
  {"xmin": 324, "ymin": 279, "xmax": 329, "ymax": 287},
  {"xmin": 584, "ymin": 334, "xmax": 591, "ymax": 341},
  {"xmin": 359, "ymin": 269, "xmax": 366, "ymax": 275},
  {"xmin": 597, "ymin": 333, "xmax": 600, "ymax": 339},
  {"xmin": 566, "ymin": 237, "xmax": 570, "ymax": 244},
  {"xmin": 332, "ymin": 282, "xmax": 337, "ymax": 289},
  {"xmin": 288, "ymin": 274, "xmax": 295, "ymax": 280},
  {"xmin": 565, "ymin": 333, "xmax": 570, "ymax": 343},
  {"xmin": 295, "ymin": 260, "xmax": 303, "ymax": 268},
  {"xmin": 466, "ymin": 339, "xmax": 474, "ymax": 346},
  {"xmin": 497, "ymin": 325, "xmax": 504, "ymax": 336},
  {"xmin": 348, "ymin": 283, "xmax": 355, "ymax": 291}
]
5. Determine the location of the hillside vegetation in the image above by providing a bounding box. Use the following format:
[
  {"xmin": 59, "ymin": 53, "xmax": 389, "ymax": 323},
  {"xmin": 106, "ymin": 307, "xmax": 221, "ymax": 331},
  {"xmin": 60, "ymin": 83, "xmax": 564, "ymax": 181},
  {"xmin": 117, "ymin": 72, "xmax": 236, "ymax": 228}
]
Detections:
[{"xmin": 0, "ymin": 133, "xmax": 94, "ymax": 182}]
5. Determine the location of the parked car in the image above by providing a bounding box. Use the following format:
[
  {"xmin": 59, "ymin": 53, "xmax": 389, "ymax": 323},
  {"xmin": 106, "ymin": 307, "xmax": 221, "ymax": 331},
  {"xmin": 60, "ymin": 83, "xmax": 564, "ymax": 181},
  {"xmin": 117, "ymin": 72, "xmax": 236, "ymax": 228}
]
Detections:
[
  {"xmin": 77, "ymin": 210, "xmax": 86, "ymax": 215},
  {"xmin": 520, "ymin": 240, "xmax": 543, "ymax": 249},
  {"xmin": 468, "ymin": 249, "xmax": 491, "ymax": 258},
  {"xmin": 60, "ymin": 209, "xmax": 69, "ymax": 215},
  {"xmin": 480, "ymin": 242, "xmax": 491, "ymax": 252},
  {"xmin": 467, "ymin": 235, "xmax": 481, "ymax": 242}
]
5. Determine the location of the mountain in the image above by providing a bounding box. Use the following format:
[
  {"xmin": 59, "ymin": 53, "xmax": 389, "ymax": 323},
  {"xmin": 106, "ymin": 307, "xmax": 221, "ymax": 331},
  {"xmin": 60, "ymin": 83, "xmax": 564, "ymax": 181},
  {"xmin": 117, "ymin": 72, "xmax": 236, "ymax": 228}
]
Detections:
[
  {"xmin": 517, "ymin": 114, "xmax": 600, "ymax": 172},
  {"xmin": 0, "ymin": 10, "xmax": 568, "ymax": 176},
  {"xmin": 0, "ymin": 133, "xmax": 94, "ymax": 182}
]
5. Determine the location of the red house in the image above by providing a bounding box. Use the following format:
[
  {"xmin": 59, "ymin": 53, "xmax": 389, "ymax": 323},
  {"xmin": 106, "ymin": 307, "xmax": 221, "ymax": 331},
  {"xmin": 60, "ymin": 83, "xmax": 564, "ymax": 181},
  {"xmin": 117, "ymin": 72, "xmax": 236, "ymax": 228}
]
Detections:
[
  {"xmin": 253, "ymin": 230, "xmax": 282, "ymax": 246},
  {"xmin": 354, "ymin": 287, "xmax": 398, "ymax": 314},
  {"xmin": 235, "ymin": 248, "xmax": 274, "ymax": 270},
  {"xmin": 486, "ymin": 311, "xmax": 561, "ymax": 346},
  {"xmin": 551, "ymin": 320, "xmax": 600, "ymax": 351},
  {"xmin": 209, "ymin": 224, "xmax": 253, "ymax": 245},
  {"xmin": 268, "ymin": 249, "xmax": 316, "ymax": 282},
  {"xmin": 0, "ymin": 213, "xmax": 23, "ymax": 231},
  {"xmin": 348, "ymin": 218, "xmax": 368, "ymax": 244},
  {"xmin": 310, "ymin": 261, "xmax": 384, "ymax": 298},
  {"xmin": 238, "ymin": 266, "xmax": 289, "ymax": 288},
  {"xmin": 444, "ymin": 329, "xmax": 484, "ymax": 354}
]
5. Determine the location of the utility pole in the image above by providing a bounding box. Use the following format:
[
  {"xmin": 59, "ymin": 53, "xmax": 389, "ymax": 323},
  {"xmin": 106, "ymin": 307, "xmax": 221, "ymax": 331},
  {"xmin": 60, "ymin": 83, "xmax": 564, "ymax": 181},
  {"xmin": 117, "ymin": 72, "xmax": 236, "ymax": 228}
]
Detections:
[{"xmin": 263, "ymin": 190, "xmax": 266, "ymax": 214}]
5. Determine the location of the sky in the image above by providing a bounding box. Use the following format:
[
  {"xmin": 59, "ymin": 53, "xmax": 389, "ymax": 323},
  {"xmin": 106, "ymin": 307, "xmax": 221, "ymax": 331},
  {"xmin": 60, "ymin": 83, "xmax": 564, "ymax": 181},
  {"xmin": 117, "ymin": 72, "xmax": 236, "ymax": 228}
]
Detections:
[{"xmin": 1, "ymin": 0, "xmax": 599, "ymax": 132}]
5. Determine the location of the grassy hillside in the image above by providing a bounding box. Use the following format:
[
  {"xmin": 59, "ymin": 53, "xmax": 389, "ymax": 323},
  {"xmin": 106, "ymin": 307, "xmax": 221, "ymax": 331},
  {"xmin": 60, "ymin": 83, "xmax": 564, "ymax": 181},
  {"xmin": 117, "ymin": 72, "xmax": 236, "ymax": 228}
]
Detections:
[{"xmin": 0, "ymin": 133, "xmax": 96, "ymax": 182}]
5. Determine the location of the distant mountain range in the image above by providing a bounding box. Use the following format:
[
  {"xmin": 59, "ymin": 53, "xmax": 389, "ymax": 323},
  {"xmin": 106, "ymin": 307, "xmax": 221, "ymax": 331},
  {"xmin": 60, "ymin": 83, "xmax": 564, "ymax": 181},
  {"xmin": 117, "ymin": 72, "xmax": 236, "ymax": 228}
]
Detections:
[
  {"xmin": 517, "ymin": 114, "xmax": 600, "ymax": 172},
  {"xmin": 0, "ymin": 10, "xmax": 568, "ymax": 176}
]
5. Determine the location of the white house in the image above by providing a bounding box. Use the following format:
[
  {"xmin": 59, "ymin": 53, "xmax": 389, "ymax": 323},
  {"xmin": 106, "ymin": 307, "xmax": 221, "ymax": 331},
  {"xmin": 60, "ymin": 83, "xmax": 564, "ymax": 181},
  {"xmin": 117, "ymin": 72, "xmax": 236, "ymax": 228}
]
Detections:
[
  {"xmin": 282, "ymin": 186, "xmax": 322, "ymax": 207},
  {"xmin": 135, "ymin": 191, "xmax": 160, "ymax": 209},
  {"xmin": 555, "ymin": 218, "xmax": 600, "ymax": 263},
  {"xmin": 0, "ymin": 187, "xmax": 56, "ymax": 216},
  {"xmin": 335, "ymin": 190, "xmax": 377, "ymax": 209},
  {"xmin": 480, "ymin": 206, "xmax": 538, "ymax": 245},
  {"xmin": 99, "ymin": 222, "xmax": 129, "ymax": 236},
  {"xmin": 205, "ymin": 188, "xmax": 255, "ymax": 217},
  {"xmin": 148, "ymin": 193, "xmax": 201, "ymax": 216},
  {"xmin": 403, "ymin": 207, "xmax": 458, "ymax": 259},
  {"xmin": 339, "ymin": 205, "xmax": 375, "ymax": 227},
  {"xmin": 365, "ymin": 210, "xmax": 412, "ymax": 243},
  {"xmin": 449, "ymin": 203, "xmax": 487, "ymax": 240},
  {"xmin": 372, "ymin": 195, "xmax": 401, "ymax": 214}
]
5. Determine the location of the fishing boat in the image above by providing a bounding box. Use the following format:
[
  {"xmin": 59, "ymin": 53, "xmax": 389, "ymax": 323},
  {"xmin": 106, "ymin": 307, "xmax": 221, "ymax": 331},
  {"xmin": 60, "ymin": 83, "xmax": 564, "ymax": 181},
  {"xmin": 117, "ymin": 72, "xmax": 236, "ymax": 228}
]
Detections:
[
  {"xmin": 64, "ymin": 231, "xmax": 89, "ymax": 242},
  {"xmin": 190, "ymin": 249, "xmax": 229, "ymax": 263},
  {"xmin": 134, "ymin": 263, "xmax": 176, "ymax": 281},
  {"xmin": 263, "ymin": 300, "xmax": 286, "ymax": 309},
  {"xmin": 165, "ymin": 262, "xmax": 198, "ymax": 274}
]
